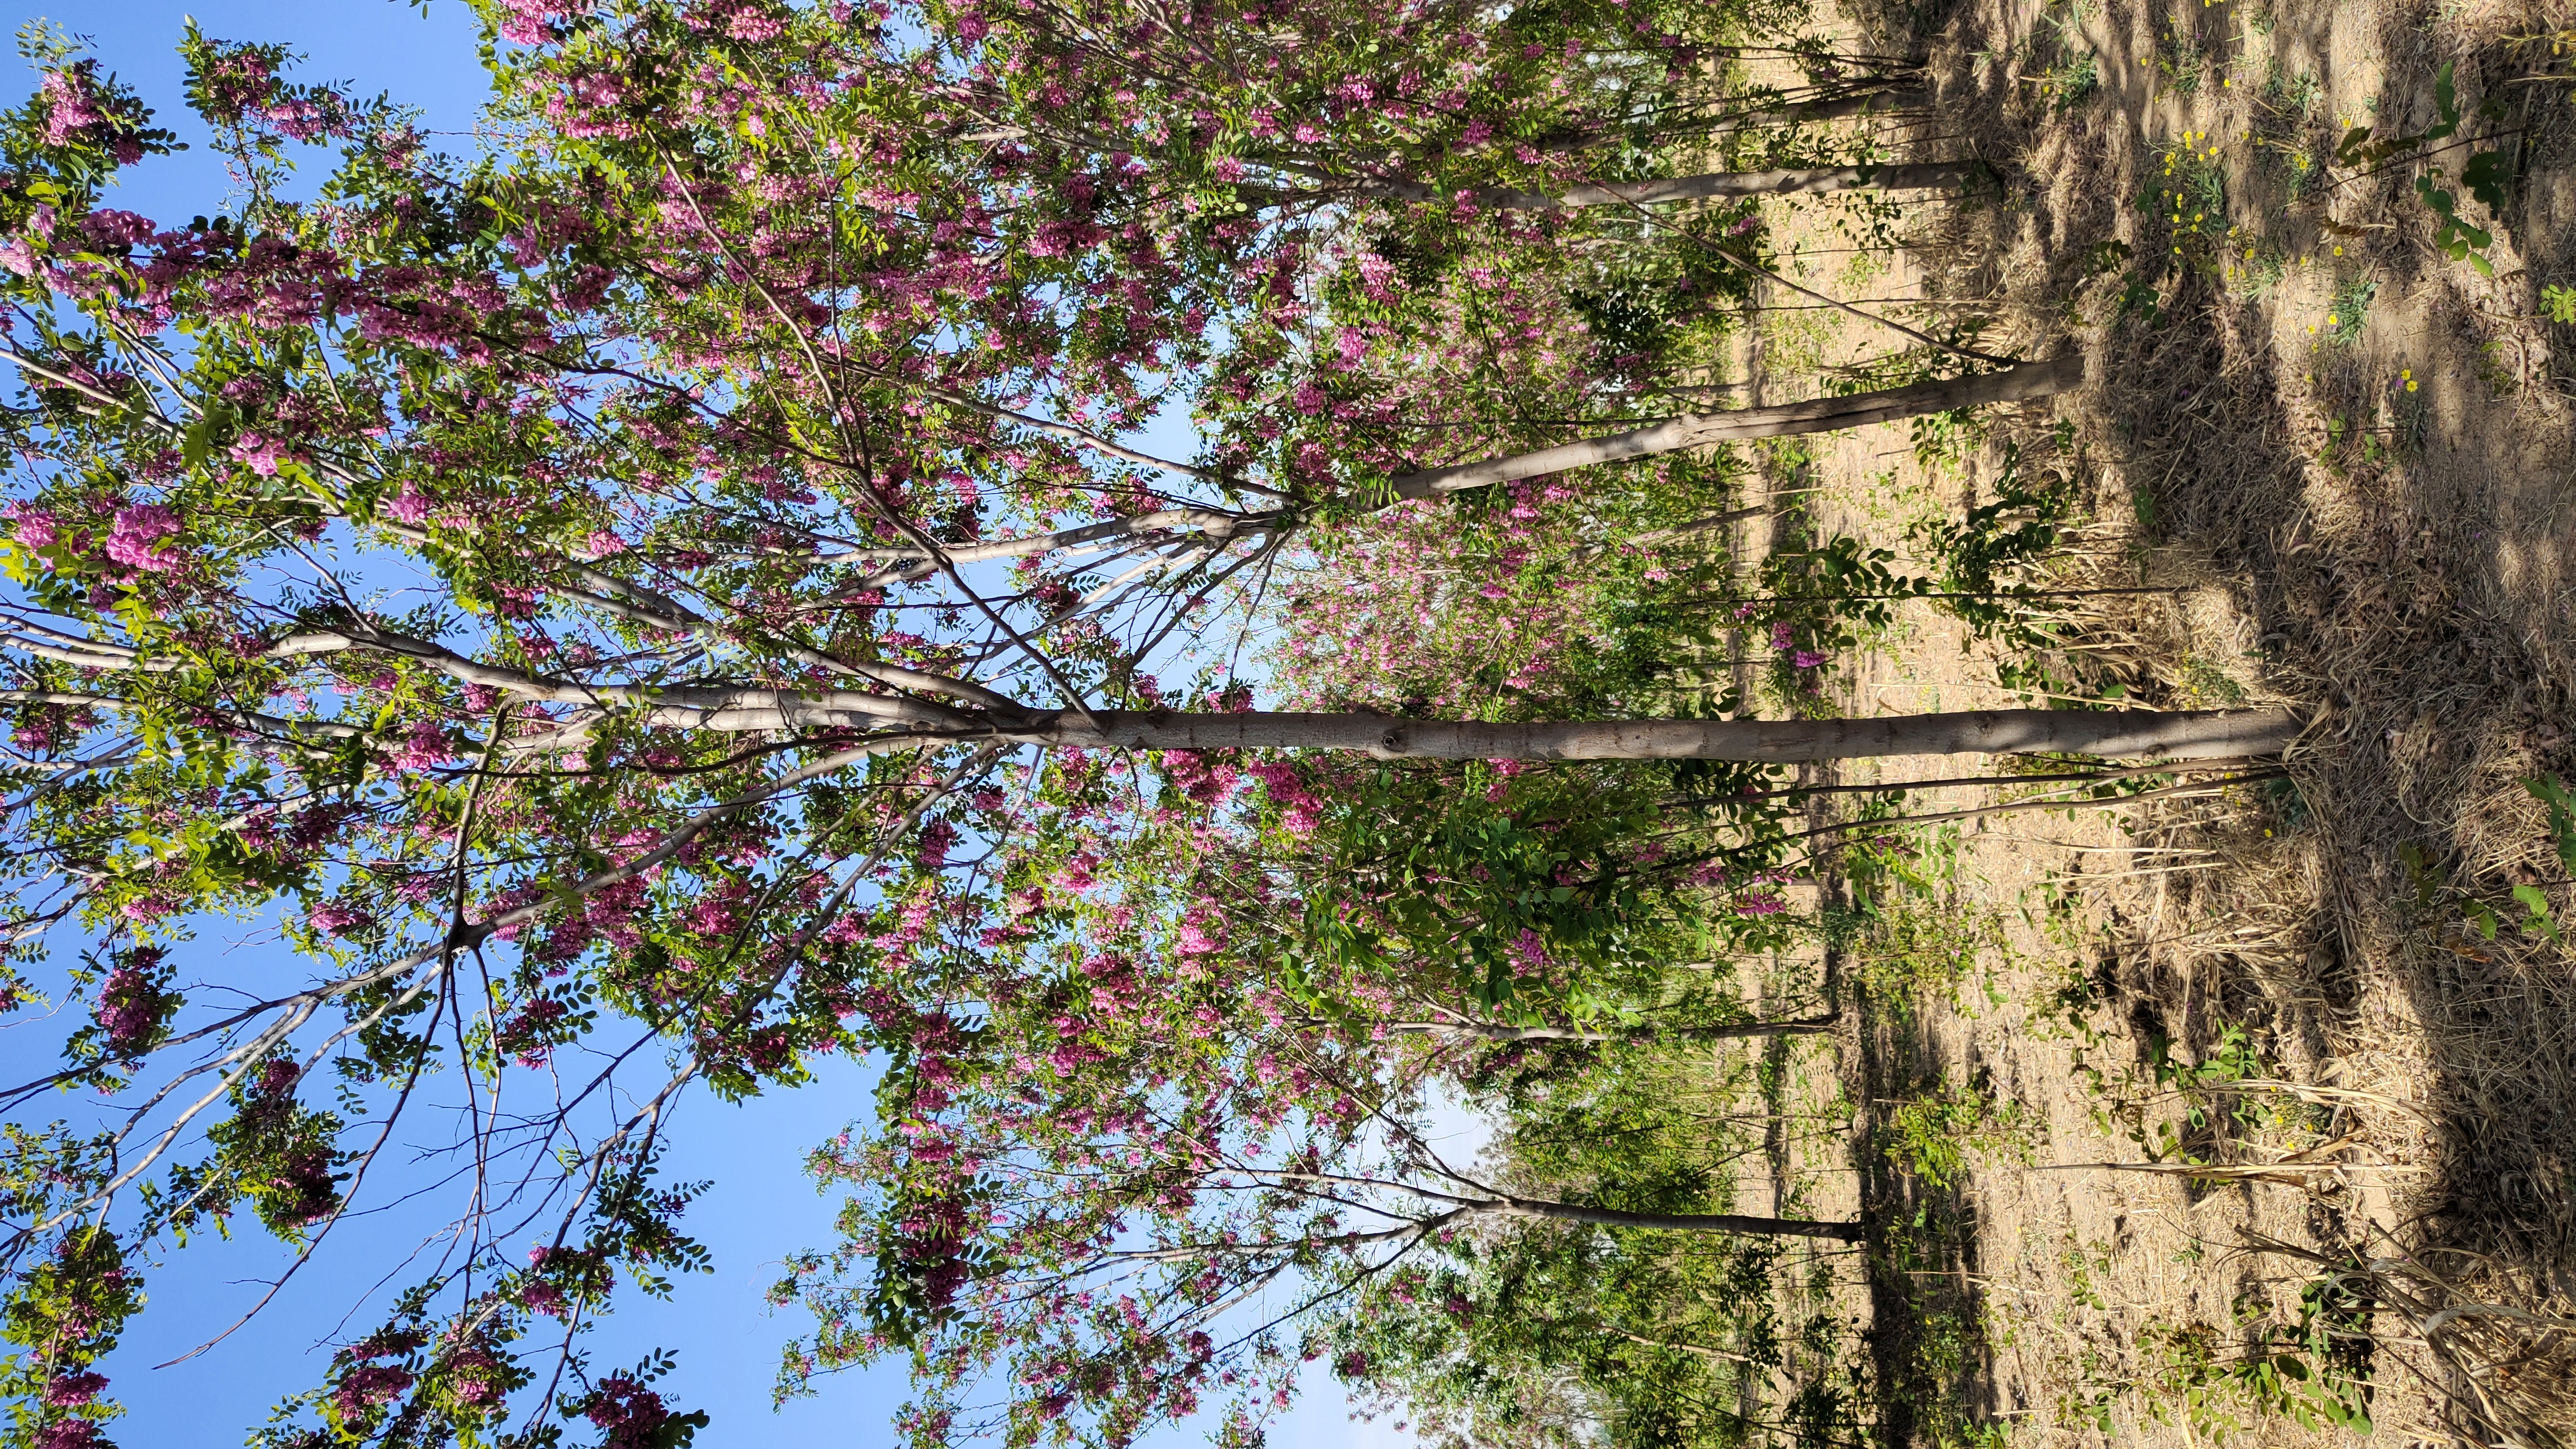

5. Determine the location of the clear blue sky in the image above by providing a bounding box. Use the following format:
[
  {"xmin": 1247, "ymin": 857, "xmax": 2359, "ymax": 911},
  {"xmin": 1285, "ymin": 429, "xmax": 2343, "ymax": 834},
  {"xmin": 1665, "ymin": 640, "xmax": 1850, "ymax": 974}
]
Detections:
[{"xmin": 3, "ymin": 5, "xmax": 1399, "ymax": 1443}]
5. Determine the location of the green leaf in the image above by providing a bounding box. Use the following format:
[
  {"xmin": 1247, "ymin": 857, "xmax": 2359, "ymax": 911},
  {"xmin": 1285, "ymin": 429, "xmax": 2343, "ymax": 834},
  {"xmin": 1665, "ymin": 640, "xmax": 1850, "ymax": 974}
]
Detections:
[
  {"xmin": 2467, "ymin": 898, "xmax": 2501, "ymax": 940},
  {"xmin": 2463, "ymin": 149, "xmax": 2512, "ymax": 210}
]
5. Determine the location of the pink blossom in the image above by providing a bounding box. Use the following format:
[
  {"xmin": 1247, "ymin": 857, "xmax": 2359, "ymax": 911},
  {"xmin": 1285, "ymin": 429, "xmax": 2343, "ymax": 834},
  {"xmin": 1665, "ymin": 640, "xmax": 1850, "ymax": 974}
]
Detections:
[
  {"xmin": 35, "ymin": 1420, "xmax": 100, "ymax": 1449},
  {"xmin": 229, "ymin": 433, "xmax": 295, "ymax": 477},
  {"xmin": 915, "ymin": 819, "xmax": 957, "ymax": 871},
  {"xmin": 96, "ymin": 960, "xmax": 167, "ymax": 1057},
  {"xmin": 1508, "ymin": 929, "xmax": 1551, "ymax": 978},
  {"xmin": 333, "ymin": 1364, "xmax": 415, "ymax": 1417},
  {"xmin": 392, "ymin": 721, "xmax": 453, "ymax": 772},
  {"xmin": 5, "ymin": 503, "xmax": 60, "ymax": 549},
  {"xmin": 82, "ymin": 210, "xmax": 154, "ymax": 247},
  {"xmin": 40, "ymin": 1372, "xmax": 106, "ymax": 1408},
  {"xmin": 39, "ymin": 70, "xmax": 106, "ymax": 148},
  {"xmin": 307, "ymin": 903, "xmax": 372, "ymax": 936},
  {"xmin": 102, "ymin": 504, "xmax": 181, "ymax": 574}
]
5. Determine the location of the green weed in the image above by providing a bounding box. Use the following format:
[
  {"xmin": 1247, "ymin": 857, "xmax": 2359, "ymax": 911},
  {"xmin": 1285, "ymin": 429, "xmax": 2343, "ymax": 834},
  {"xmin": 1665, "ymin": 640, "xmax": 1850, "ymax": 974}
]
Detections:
[
  {"xmin": 2401, "ymin": 780, "xmax": 2576, "ymax": 943},
  {"xmin": 2156, "ymin": 27, "xmax": 2210, "ymax": 96},
  {"xmin": 2322, "ymin": 276, "xmax": 2376, "ymax": 344},
  {"xmin": 2141, "ymin": 1273, "xmax": 2375, "ymax": 1442},
  {"xmin": 1883, "ymin": 1073, "xmax": 2038, "ymax": 1188},
  {"xmin": 2333, "ymin": 61, "xmax": 2512, "ymax": 275}
]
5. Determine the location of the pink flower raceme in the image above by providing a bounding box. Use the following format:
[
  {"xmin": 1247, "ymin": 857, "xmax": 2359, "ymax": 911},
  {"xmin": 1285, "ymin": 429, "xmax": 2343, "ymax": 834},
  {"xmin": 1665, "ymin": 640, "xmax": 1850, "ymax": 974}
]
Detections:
[
  {"xmin": 333, "ymin": 1364, "xmax": 414, "ymax": 1417},
  {"xmin": 82, "ymin": 210, "xmax": 153, "ymax": 248},
  {"xmin": 4, "ymin": 503, "xmax": 61, "ymax": 550},
  {"xmin": 1244, "ymin": 761, "xmax": 1323, "ymax": 835},
  {"xmin": 40, "ymin": 1372, "xmax": 106, "ymax": 1408},
  {"xmin": 39, "ymin": 69, "xmax": 105, "ymax": 147},
  {"xmin": 35, "ymin": 1420, "xmax": 100, "ymax": 1449},
  {"xmin": 101, "ymin": 504, "xmax": 181, "ymax": 574},
  {"xmin": 392, "ymin": 721, "xmax": 453, "ymax": 772},
  {"xmin": 228, "ymin": 433, "xmax": 297, "ymax": 477},
  {"xmin": 580, "ymin": 1375, "xmax": 685, "ymax": 1449},
  {"xmin": 95, "ymin": 955, "xmax": 169, "ymax": 1059},
  {"xmin": 307, "ymin": 902, "xmax": 372, "ymax": 936}
]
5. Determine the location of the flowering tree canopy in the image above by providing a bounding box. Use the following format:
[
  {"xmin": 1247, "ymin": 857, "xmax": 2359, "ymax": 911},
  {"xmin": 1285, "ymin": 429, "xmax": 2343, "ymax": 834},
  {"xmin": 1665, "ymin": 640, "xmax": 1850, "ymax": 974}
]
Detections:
[{"xmin": 0, "ymin": 7, "xmax": 2296, "ymax": 1449}]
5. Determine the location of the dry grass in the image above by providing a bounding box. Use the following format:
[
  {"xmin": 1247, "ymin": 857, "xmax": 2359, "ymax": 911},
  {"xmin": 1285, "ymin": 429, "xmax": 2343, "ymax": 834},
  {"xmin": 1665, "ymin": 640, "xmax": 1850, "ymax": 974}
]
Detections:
[{"xmin": 1707, "ymin": 0, "xmax": 2576, "ymax": 1441}]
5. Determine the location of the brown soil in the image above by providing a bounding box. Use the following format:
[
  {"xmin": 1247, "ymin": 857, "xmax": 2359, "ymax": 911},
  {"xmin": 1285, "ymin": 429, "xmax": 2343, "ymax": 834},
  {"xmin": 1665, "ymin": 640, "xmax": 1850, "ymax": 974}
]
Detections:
[{"xmin": 1715, "ymin": 0, "xmax": 2576, "ymax": 1442}]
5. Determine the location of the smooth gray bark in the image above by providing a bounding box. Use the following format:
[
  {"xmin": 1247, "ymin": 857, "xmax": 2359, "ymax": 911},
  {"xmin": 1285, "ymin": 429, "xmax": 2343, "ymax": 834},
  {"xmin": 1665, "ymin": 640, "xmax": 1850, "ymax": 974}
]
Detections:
[
  {"xmin": 1389, "ymin": 354, "xmax": 2087, "ymax": 499},
  {"xmin": 1389, "ymin": 1014, "xmax": 1841, "ymax": 1042},
  {"xmin": 827, "ymin": 361, "xmax": 2086, "ymax": 584},
  {"xmin": 1484, "ymin": 1196, "xmax": 1864, "ymax": 1241},
  {"xmin": 1039, "ymin": 703, "xmax": 2296, "ymax": 763},
  {"xmin": 1368, "ymin": 159, "xmax": 1974, "ymax": 212}
]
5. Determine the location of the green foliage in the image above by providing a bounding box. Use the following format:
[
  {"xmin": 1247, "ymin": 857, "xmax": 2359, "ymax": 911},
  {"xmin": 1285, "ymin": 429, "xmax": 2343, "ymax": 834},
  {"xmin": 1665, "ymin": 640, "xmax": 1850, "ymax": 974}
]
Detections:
[
  {"xmin": 1882, "ymin": 1073, "xmax": 2035, "ymax": 1189},
  {"xmin": 1324, "ymin": 1040, "xmax": 1862, "ymax": 1449},
  {"xmin": 2332, "ymin": 61, "xmax": 2512, "ymax": 274},
  {"xmin": 2322, "ymin": 276, "xmax": 2378, "ymax": 343},
  {"xmin": 2542, "ymin": 282, "xmax": 2576, "ymax": 324},
  {"xmin": 2142, "ymin": 1271, "xmax": 2374, "ymax": 1442},
  {"xmin": 1906, "ymin": 437, "xmax": 2076, "ymax": 650},
  {"xmin": 2072, "ymin": 1024, "xmax": 2303, "ymax": 1167},
  {"xmin": 1293, "ymin": 757, "xmax": 1788, "ymax": 1018},
  {"xmin": 2398, "ymin": 779, "xmax": 2575, "ymax": 944}
]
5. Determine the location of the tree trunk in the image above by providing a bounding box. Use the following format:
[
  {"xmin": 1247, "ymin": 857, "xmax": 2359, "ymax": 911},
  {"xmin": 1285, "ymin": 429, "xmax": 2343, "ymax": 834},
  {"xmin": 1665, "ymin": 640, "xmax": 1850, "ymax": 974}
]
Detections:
[
  {"xmin": 839, "ymin": 361, "xmax": 2086, "ymax": 579},
  {"xmin": 1480, "ymin": 1196, "xmax": 1863, "ymax": 1242},
  {"xmin": 1388, "ymin": 1014, "xmax": 1840, "ymax": 1043},
  {"xmin": 1366, "ymin": 159, "xmax": 1975, "ymax": 212},
  {"xmin": 1040, "ymin": 703, "xmax": 2296, "ymax": 763},
  {"xmin": 1389, "ymin": 354, "xmax": 2085, "ymax": 499}
]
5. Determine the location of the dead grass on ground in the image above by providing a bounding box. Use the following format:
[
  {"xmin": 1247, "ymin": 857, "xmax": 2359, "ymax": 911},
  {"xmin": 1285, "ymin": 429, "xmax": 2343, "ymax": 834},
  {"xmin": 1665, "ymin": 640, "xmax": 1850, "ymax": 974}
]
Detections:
[{"xmin": 1719, "ymin": 0, "xmax": 2576, "ymax": 1441}]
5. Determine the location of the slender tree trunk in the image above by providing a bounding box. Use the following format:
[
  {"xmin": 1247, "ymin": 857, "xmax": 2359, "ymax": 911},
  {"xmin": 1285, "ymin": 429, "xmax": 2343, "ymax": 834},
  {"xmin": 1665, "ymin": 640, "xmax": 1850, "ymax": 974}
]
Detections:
[
  {"xmin": 1390, "ymin": 354, "xmax": 2085, "ymax": 499},
  {"xmin": 1388, "ymin": 1014, "xmax": 1840, "ymax": 1043},
  {"xmin": 1038, "ymin": 703, "xmax": 2296, "ymax": 763},
  {"xmin": 1478, "ymin": 1196, "xmax": 1864, "ymax": 1242},
  {"xmin": 1734, "ymin": 84, "xmax": 1927, "ymax": 129},
  {"xmin": 840, "ymin": 361, "xmax": 2086, "ymax": 579},
  {"xmin": 1362, "ymin": 160, "xmax": 1975, "ymax": 213}
]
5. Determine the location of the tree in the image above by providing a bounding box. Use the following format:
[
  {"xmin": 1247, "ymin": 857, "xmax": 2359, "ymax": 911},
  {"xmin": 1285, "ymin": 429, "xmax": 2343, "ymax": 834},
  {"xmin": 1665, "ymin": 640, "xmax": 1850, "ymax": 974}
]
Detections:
[{"xmin": 0, "ymin": 12, "xmax": 2288, "ymax": 1449}]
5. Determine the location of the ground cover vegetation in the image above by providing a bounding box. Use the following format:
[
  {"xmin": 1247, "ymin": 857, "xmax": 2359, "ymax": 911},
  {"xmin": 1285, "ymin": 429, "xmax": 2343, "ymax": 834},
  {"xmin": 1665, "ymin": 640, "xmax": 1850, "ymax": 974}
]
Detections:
[{"xmin": 0, "ymin": 0, "xmax": 2563, "ymax": 1447}]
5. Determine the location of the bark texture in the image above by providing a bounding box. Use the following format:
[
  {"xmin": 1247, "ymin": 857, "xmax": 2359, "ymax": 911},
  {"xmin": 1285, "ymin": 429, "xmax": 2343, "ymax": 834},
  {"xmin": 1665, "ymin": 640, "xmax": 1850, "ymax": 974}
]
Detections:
[
  {"xmin": 1390, "ymin": 1014, "xmax": 1842, "ymax": 1042},
  {"xmin": 1370, "ymin": 159, "xmax": 1974, "ymax": 212},
  {"xmin": 1485, "ymin": 1197, "xmax": 1865, "ymax": 1242},
  {"xmin": 1040, "ymin": 703, "xmax": 2296, "ymax": 763},
  {"xmin": 1389, "ymin": 354, "xmax": 2087, "ymax": 499}
]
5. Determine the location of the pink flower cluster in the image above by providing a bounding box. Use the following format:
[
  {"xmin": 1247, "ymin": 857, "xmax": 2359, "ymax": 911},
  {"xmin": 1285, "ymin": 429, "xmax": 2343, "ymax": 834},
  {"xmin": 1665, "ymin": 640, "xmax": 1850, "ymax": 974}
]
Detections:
[
  {"xmin": 307, "ymin": 902, "xmax": 373, "ymax": 936},
  {"xmin": 1160, "ymin": 749, "xmax": 1240, "ymax": 808},
  {"xmin": 95, "ymin": 957, "xmax": 167, "ymax": 1059},
  {"xmin": 392, "ymin": 721, "xmax": 454, "ymax": 772},
  {"xmin": 101, "ymin": 504, "xmax": 181, "ymax": 574},
  {"xmin": 1244, "ymin": 761, "xmax": 1323, "ymax": 835}
]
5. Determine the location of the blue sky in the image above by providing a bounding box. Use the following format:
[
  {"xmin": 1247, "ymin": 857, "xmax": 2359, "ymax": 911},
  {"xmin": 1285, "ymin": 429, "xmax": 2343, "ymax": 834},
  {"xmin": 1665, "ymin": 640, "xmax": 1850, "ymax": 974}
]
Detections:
[{"xmin": 2, "ymin": 4, "xmax": 1406, "ymax": 1444}]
